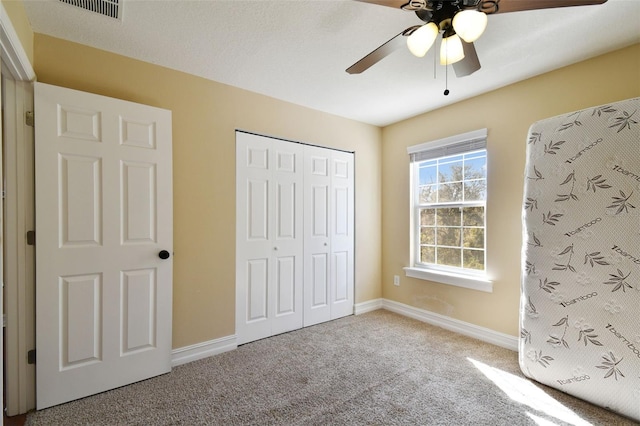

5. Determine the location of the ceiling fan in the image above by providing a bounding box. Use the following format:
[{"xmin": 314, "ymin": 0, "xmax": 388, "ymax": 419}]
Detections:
[{"xmin": 346, "ymin": 0, "xmax": 608, "ymax": 78}]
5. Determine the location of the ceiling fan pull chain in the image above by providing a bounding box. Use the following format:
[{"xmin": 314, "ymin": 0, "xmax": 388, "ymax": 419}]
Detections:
[
  {"xmin": 444, "ymin": 65, "xmax": 450, "ymax": 96},
  {"xmin": 444, "ymin": 39, "xmax": 450, "ymax": 96},
  {"xmin": 433, "ymin": 48, "xmax": 437, "ymax": 79}
]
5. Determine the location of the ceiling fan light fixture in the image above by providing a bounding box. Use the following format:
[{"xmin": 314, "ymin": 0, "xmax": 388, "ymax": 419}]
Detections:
[
  {"xmin": 406, "ymin": 22, "xmax": 439, "ymax": 57},
  {"xmin": 440, "ymin": 33, "xmax": 465, "ymax": 65},
  {"xmin": 452, "ymin": 9, "xmax": 487, "ymax": 43}
]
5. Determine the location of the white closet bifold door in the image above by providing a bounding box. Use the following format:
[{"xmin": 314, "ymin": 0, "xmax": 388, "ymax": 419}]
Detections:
[
  {"xmin": 303, "ymin": 146, "xmax": 354, "ymax": 327},
  {"xmin": 303, "ymin": 145, "xmax": 332, "ymax": 326},
  {"xmin": 328, "ymin": 149, "xmax": 355, "ymax": 321},
  {"xmin": 236, "ymin": 132, "xmax": 303, "ymax": 345},
  {"xmin": 236, "ymin": 132, "xmax": 354, "ymax": 344}
]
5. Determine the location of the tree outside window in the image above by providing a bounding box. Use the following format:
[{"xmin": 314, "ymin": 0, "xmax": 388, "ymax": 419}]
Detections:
[{"xmin": 415, "ymin": 150, "xmax": 487, "ymax": 272}]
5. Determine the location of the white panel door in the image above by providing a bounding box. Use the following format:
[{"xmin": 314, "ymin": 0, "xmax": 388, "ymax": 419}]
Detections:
[
  {"xmin": 271, "ymin": 142, "xmax": 304, "ymax": 336},
  {"xmin": 236, "ymin": 136, "xmax": 271, "ymax": 343},
  {"xmin": 303, "ymin": 147, "xmax": 354, "ymax": 326},
  {"xmin": 35, "ymin": 82, "xmax": 173, "ymax": 409},
  {"xmin": 303, "ymin": 146, "xmax": 332, "ymax": 327},
  {"xmin": 329, "ymin": 151, "xmax": 354, "ymax": 320},
  {"xmin": 236, "ymin": 132, "xmax": 303, "ymax": 344}
]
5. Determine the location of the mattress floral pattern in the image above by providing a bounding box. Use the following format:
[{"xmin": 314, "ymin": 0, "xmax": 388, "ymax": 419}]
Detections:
[{"xmin": 520, "ymin": 97, "xmax": 640, "ymax": 421}]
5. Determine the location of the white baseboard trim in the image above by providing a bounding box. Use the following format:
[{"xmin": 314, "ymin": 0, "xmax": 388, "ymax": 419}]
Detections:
[
  {"xmin": 381, "ymin": 299, "xmax": 518, "ymax": 351},
  {"xmin": 170, "ymin": 298, "xmax": 517, "ymax": 368},
  {"xmin": 354, "ymin": 298, "xmax": 383, "ymax": 315},
  {"xmin": 172, "ymin": 335, "xmax": 237, "ymax": 367}
]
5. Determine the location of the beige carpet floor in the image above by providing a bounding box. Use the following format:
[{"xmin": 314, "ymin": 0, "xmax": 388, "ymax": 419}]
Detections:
[{"xmin": 26, "ymin": 310, "xmax": 638, "ymax": 425}]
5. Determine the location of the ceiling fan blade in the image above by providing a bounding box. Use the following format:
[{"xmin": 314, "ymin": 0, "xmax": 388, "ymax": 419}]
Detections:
[
  {"xmin": 354, "ymin": 0, "xmax": 409, "ymax": 10},
  {"xmin": 453, "ymin": 41, "xmax": 481, "ymax": 77},
  {"xmin": 484, "ymin": 0, "xmax": 607, "ymax": 14},
  {"xmin": 346, "ymin": 27, "xmax": 419, "ymax": 74}
]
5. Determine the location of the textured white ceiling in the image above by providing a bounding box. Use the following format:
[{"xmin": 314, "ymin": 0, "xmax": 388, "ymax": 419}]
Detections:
[{"xmin": 23, "ymin": 0, "xmax": 640, "ymax": 126}]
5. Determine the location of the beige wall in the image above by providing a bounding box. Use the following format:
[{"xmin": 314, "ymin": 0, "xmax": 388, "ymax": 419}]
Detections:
[
  {"xmin": 2, "ymin": 0, "xmax": 33, "ymax": 65},
  {"xmin": 381, "ymin": 43, "xmax": 640, "ymax": 337},
  {"xmin": 33, "ymin": 34, "xmax": 382, "ymax": 349},
  {"xmin": 29, "ymin": 30, "xmax": 640, "ymax": 346}
]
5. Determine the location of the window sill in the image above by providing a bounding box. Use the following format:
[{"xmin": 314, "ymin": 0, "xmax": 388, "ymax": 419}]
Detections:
[{"xmin": 403, "ymin": 267, "xmax": 493, "ymax": 293}]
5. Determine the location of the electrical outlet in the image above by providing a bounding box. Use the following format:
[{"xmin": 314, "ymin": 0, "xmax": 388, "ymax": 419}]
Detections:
[{"xmin": 393, "ymin": 275, "xmax": 400, "ymax": 286}]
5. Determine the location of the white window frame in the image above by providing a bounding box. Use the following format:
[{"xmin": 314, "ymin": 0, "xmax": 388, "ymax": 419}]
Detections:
[{"xmin": 404, "ymin": 129, "xmax": 492, "ymax": 293}]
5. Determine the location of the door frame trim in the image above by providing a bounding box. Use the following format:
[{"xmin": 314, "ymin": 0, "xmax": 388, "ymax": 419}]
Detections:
[
  {"xmin": 1, "ymin": 2, "xmax": 36, "ymax": 416},
  {"xmin": 0, "ymin": 3, "xmax": 36, "ymax": 81},
  {"xmin": 3, "ymin": 77, "xmax": 35, "ymax": 416}
]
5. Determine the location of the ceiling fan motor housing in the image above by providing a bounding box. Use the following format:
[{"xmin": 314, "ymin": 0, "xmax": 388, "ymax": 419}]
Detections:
[
  {"xmin": 415, "ymin": 0, "xmax": 486, "ymax": 28},
  {"xmin": 406, "ymin": 0, "xmax": 484, "ymax": 12},
  {"xmin": 415, "ymin": 2, "xmax": 458, "ymax": 32}
]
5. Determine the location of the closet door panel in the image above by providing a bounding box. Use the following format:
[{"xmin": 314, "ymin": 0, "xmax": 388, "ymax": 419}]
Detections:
[
  {"xmin": 303, "ymin": 146, "xmax": 331, "ymax": 326},
  {"xmin": 236, "ymin": 133, "xmax": 274, "ymax": 344},
  {"xmin": 333, "ymin": 251, "xmax": 349, "ymax": 303},
  {"xmin": 330, "ymin": 151, "xmax": 354, "ymax": 320},
  {"xmin": 311, "ymin": 253, "xmax": 329, "ymax": 306},
  {"xmin": 312, "ymin": 186, "xmax": 329, "ymax": 237},
  {"xmin": 270, "ymin": 140, "xmax": 303, "ymax": 336},
  {"xmin": 247, "ymin": 179, "xmax": 269, "ymax": 240},
  {"xmin": 247, "ymin": 258, "xmax": 269, "ymax": 322},
  {"xmin": 275, "ymin": 256, "xmax": 295, "ymax": 315}
]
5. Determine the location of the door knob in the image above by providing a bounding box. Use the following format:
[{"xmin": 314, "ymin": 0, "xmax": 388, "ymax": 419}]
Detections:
[{"xmin": 158, "ymin": 250, "xmax": 171, "ymax": 260}]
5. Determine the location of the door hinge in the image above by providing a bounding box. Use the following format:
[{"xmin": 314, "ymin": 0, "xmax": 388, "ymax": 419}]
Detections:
[
  {"xmin": 27, "ymin": 230, "xmax": 36, "ymax": 246},
  {"xmin": 28, "ymin": 349, "xmax": 36, "ymax": 365},
  {"xmin": 25, "ymin": 111, "xmax": 34, "ymax": 127}
]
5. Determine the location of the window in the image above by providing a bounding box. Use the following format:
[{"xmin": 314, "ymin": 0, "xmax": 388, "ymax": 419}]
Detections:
[{"xmin": 405, "ymin": 129, "xmax": 491, "ymax": 292}]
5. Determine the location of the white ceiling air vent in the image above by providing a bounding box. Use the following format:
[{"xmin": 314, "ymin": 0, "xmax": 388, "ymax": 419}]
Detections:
[{"xmin": 59, "ymin": 0, "xmax": 121, "ymax": 20}]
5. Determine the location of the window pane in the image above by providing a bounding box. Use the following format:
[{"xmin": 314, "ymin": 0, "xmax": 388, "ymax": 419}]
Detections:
[
  {"xmin": 437, "ymin": 247, "xmax": 461, "ymax": 267},
  {"xmin": 464, "ymin": 156, "xmax": 486, "ymax": 180},
  {"xmin": 420, "ymin": 246, "xmax": 435, "ymax": 264},
  {"xmin": 436, "ymin": 207, "xmax": 461, "ymax": 226},
  {"xmin": 438, "ymin": 182, "xmax": 463, "ymax": 202},
  {"xmin": 441, "ymin": 154, "xmax": 464, "ymax": 164},
  {"xmin": 463, "ymin": 249, "xmax": 484, "ymax": 270},
  {"xmin": 419, "ymin": 165, "xmax": 437, "ymax": 185},
  {"xmin": 465, "ymin": 151, "xmax": 485, "ymax": 160},
  {"xmin": 463, "ymin": 207, "xmax": 484, "ymax": 226},
  {"xmin": 419, "ymin": 185, "xmax": 437, "ymax": 203},
  {"xmin": 437, "ymin": 227, "xmax": 461, "ymax": 247},
  {"xmin": 464, "ymin": 179, "xmax": 486, "ymax": 202},
  {"xmin": 420, "ymin": 227, "xmax": 435, "ymax": 244},
  {"xmin": 438, "ymin": 160, "xmax": 463, "ymax": 184},
  {"xmin": 420, "ymin": 208, "xmax": 435, "ymax": 226},
  {"xmin": 463, "ymin": 228, "xmax": 484, "ymax": 249},
  {"xmin": 412, "ymin": 148, "xmax": 487, "ymax": 274}
]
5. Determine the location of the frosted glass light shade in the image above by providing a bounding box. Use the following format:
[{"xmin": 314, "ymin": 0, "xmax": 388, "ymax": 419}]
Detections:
[
  {"xmin": 452, "ymin": 10, "xmax": 487, "ymax": 43},
  {"xmin": 440, "ymin": 34, "xmax": 465, "ymax": 65},
  {"xmin": 407, "ymin": 22, "xmax": 439, "ymax": 57}
]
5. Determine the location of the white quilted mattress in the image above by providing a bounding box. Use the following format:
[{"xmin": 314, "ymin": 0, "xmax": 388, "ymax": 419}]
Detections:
[{"xmin": 519, "ymin": 97, "xmax": 640, "ymax": 421}]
